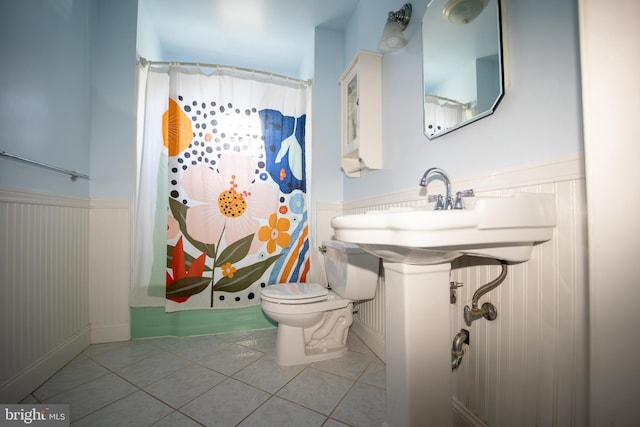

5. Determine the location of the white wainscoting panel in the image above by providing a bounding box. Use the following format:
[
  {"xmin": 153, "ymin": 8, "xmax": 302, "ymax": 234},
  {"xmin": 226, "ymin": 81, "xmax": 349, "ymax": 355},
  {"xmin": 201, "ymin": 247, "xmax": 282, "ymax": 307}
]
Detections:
[
  {"xmin": 89, "ymin": 199, "xmax": 131, "ymax": 343},
  {"xmin": 337, "ymin": 155, "xmax": 588, "ymax": 427},
  {"xmin": 0, "ymin": 189, "xmax": 91, "ymax": 402}
]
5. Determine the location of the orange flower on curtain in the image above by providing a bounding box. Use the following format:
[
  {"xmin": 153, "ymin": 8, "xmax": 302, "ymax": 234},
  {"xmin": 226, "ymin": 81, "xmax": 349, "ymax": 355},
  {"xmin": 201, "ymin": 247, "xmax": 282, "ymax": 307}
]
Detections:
[
  {"xmin": 259, "ymin": 214, "xmax": 291, "ymax": 254},
  {"xmin": 162, "ymin": 98, "xmax": 193, "ymax": 156}
]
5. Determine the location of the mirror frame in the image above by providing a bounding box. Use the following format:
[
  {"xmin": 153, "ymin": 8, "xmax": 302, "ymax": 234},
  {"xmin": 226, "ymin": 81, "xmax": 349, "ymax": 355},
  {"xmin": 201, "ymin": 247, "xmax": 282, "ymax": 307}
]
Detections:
[{"xmin": 422, "ymin": 0, "xmax": 505, "ymax": 140}]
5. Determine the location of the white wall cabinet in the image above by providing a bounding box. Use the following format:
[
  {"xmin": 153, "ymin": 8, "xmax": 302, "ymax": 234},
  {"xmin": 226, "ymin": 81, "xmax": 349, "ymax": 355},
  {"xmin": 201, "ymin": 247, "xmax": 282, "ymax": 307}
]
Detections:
[{"xmin": 339, "ymin": 50, "xmax": 382, "ymax": 177}]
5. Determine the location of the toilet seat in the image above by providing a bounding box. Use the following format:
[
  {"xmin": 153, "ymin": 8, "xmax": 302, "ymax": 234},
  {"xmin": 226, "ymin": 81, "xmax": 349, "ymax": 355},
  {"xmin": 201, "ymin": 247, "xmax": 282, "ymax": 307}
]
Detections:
[
  {"xmin": 261, "ymin": 283, "xmax": 328, "ymax": 304},
  {"xmin": 262, "ymin": 289, "xmax": 351, "ymax": 315}
]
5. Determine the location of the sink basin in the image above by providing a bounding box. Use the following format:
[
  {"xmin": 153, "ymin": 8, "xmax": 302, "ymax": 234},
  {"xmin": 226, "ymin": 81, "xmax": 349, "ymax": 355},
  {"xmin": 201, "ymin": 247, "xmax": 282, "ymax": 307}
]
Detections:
[{"xmin": 331, "ymin": 192, "xmax": 556, "ymax": 264}]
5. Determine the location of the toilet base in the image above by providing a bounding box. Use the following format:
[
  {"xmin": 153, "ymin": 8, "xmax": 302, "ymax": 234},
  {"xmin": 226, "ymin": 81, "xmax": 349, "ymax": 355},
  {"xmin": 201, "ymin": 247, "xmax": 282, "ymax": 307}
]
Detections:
[{"xmin": 274, "ymin": 304, "xmax": 353, "ymax": 366}]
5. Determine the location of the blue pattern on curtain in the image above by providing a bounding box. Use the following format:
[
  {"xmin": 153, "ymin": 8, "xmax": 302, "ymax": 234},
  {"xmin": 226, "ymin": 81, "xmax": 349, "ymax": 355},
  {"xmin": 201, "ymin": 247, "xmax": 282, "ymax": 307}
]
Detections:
[{"xmin": 260, "ymin": 111, "xmax": 306, "ymax": 194}]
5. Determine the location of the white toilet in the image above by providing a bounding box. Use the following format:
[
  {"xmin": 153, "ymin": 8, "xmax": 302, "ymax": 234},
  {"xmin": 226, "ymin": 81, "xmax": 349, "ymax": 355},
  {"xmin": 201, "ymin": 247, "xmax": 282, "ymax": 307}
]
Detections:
[{"xmin": 261, "ymin": 240, "xmax": 379, "ymax": 366}]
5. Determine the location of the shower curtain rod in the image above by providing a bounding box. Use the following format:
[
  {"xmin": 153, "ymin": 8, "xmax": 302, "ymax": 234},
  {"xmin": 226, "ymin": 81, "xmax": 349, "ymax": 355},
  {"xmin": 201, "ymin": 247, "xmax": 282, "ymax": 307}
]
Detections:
[
  {"xmin": 139, "ymin": 57, "xmax": 312, "ymax": 87},
  {"xmin": 425, "ymin": 94, "xmax": 471, "ymax": 108},
  {"xmin": 0, "ymin": 150, "xmax": 90, "ymax": 181}
]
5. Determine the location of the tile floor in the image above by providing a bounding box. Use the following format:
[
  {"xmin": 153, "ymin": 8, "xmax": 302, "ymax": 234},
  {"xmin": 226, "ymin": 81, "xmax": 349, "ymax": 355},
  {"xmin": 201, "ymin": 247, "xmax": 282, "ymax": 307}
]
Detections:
[{"xmin": 24, "ymin": 329, "xmax": 387, "ymax": 426}]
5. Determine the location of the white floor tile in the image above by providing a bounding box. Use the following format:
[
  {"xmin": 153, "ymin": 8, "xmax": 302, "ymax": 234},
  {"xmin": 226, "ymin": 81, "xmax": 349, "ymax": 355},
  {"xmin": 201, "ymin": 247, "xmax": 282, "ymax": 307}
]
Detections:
[
  {"xmin": 277, "ymin": 368, "xmax": 353, "ymax": 415},
  {"xmin": 346, "ymin": 332, "xmax": 375, "ymax": 355},
  {"xmin": 233, "ymin": 355, "xmax": 305, "ymax": 393},
  {"xmin": 180, "ymin": 378, "xmax": 269, "ymax": 426},
  {"xmin": 238, "ymin": 396, "xmax": 326, "ymax": 427},
  {"xmin": 152, "ymin": 411, "xmax": 204, "ymax": 427},
  {"xmin": 90, "ymin": 340, "xmax": 162, "ymax": 371},
  {"xmin": 82, "ymin": 341, "xmax": 136, "ymax": 359},
  {"xmin": 215, "ymin": 330, "xmax": 256, "ymax": 342},
  {"xmin": 34, "ymin": 354, "xmax": 109, "ymax": 401},
  {"xmin": 358, "ymin": 358, "xmax": 386, "ymax": 389},
  {"xmin": 28, "ymin": 329, "xmax": 387, "ymax": 426},
  {"xmin": 310, "ymin": 350, "xmax": 374, "ymax": 380},
  {"xmin": 236, "ymin": 329, "xmax": 278, "ymax": 354},
  {"xmin": 322, "ymin": 419, "xmax": 351, "ymax": 427},
  {"xmin": 144, "ymin": 364, "xmax": 225, "ymax": 408},
  {"xmin": 116, "ymin": 351, "xmax": 190, "ymax": 388},
  {"xmin": 331, "ymin": 381, "xmax": 387, "ymax": 427},
  {"xmin": 19, "ymin": 394, "xmax": 38, "ymax": 404},
  {"xmin": 43, "ymin": 373, "xmax": 137, "ymax": 422},
  {"xmin": 150, "ymin": 335, "xmax": 233, "ymax": 362},
  {"xmin": 197, "ymin": 343, "xmax": 265, "ymax": 376},
  {"xmin": 72, "ymin": 390, "xmax": 173, "ymax": 427}
]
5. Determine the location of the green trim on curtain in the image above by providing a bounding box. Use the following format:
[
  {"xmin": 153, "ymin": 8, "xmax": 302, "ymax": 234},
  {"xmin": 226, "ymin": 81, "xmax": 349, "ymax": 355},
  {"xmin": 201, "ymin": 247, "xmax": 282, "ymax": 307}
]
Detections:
[
  {"xmin": 130, "ymin": 306, "xmax": 276, "ymax": 339},
  {"xmin": 148, "ymin": 153, "xmax": 168, "ymax": 299}
]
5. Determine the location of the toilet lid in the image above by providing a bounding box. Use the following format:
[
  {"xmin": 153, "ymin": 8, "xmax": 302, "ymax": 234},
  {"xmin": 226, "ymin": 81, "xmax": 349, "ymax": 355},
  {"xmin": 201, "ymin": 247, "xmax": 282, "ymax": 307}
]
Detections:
[{"xmin": 261, "ymin": 283, "xmax": 328, "ymax": 301}]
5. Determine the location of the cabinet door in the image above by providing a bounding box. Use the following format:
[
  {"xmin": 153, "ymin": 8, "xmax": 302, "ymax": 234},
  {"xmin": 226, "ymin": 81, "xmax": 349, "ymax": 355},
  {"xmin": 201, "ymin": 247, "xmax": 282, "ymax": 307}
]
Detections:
[
  {"xmin": 339, "ymin": 50, "xmax": 382, "ymax": 177},
  {"xmin": 344, "ymin": 70, "xmax": 359, "ymax": 157}
]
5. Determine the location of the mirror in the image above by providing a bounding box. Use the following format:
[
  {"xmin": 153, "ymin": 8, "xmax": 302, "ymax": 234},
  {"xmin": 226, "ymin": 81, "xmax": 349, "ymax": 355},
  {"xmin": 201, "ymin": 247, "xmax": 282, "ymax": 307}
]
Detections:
[{"xmin": 422, "ymin": 0, "xmax": 504, "ymax": 139}]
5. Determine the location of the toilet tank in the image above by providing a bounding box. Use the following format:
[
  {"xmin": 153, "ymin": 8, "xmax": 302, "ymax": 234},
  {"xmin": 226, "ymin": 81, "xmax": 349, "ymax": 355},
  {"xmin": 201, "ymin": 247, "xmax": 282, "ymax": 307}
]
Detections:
[{"xmin": 323, "ymin": 240, "xmax": 379, "ymax": 300}]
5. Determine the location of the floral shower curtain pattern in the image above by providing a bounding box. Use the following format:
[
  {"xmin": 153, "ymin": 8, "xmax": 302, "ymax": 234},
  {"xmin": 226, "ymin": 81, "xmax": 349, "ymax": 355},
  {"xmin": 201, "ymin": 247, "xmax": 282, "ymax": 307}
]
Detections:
[{"xmin": 135, "ymin": 65, "xmax": 310, "ymax": 312}]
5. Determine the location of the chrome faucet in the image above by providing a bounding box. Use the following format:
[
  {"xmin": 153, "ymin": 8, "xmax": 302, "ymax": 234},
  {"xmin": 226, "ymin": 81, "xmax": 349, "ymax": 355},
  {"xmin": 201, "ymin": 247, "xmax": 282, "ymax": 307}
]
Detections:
[
  {"xmin": 419, "ymin": 167, "xmax": 474, "ymax": 210},
  {"xmin": 420, "ymin": 167, "xmax": 453, "ymax": 209}
]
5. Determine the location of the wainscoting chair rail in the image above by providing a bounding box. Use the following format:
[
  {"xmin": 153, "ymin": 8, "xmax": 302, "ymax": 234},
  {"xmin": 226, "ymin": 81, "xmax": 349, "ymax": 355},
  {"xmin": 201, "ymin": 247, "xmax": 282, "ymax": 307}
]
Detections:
[{"xmin": 0, "ymin": 150, "xmax": 90, "ymax": 181}]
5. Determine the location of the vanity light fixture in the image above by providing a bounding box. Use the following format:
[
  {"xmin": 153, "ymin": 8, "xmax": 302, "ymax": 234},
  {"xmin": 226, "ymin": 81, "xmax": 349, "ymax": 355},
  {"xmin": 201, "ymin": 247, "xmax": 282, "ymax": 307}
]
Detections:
[
  {"xmin": 443, "ymin": 0, "xmax": 488, "ymax": 24},
  {"xmin": 378, "ymin": 3, "xmax": 412, "ymax": 52}
]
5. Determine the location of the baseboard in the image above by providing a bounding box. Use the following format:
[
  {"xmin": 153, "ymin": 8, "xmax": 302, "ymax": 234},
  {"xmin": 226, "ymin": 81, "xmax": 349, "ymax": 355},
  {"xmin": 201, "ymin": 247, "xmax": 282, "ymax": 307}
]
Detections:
[
  {"xmin": 91, "ymin": 323, "xmax": 131, "ymax": 344},
  {"xmin": 352, "ymin": 317, "xmax": 385, "ymax": 362},
  {"xmin": 0, "ymin": 327, "xmax": 91, "ymax": 403},
  {"xmin": 453, "ymin": 398, "xmax": 489, "ymax": 427}
]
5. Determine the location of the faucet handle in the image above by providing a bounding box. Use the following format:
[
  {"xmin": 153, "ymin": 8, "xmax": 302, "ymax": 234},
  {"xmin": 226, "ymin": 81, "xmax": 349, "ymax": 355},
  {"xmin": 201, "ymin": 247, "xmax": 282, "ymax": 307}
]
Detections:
[
  {"xmin": 453, "ymin": 189, "xmax": 474, "ymax": 209},
  {"xmin": 427, "ymin": 194, "xmax": 447, "ymax": 210},
  {"xmin": 435, "ymin": 194, "xmax": 446, "ymax": 210}
]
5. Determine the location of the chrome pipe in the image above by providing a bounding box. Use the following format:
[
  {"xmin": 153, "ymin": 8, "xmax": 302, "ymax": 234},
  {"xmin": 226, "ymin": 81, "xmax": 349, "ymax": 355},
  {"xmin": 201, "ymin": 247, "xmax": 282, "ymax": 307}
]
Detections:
[
  {"xmin": 451, "ymin": 329, "xmax": 469, "ymax": 370},
  {"xmin": 471, "ymin": 262, "xmax": 507, "ymax": 309},
  {"xmin": 464, "ymin": 262, "xmax": 507, "ymax": 326}
]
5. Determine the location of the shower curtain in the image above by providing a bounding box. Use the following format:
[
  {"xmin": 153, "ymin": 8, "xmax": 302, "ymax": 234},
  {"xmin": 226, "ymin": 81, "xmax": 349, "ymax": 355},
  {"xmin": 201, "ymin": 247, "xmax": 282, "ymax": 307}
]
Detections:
[
  {"xmin": 424, "ymin": 95, "xmax": 474, "ymax": 137},
  {"xmin": 132, "ymin": 64, "xmax": 311, "ymax": 312}
]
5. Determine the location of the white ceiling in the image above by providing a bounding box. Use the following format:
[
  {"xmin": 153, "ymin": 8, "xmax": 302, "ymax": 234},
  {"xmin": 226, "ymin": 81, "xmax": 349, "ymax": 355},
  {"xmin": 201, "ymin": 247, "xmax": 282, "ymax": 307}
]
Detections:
[{"xmin": 138, "ymin": 0, "xmax": 359, "ymax": 78}]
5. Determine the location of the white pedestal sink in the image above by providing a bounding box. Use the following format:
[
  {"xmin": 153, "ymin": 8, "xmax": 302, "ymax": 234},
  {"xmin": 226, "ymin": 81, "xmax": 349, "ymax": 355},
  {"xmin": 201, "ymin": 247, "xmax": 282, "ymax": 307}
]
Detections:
[{"xmin": 331, "ymin": 193, "xmax": 556, "ymax": 427}]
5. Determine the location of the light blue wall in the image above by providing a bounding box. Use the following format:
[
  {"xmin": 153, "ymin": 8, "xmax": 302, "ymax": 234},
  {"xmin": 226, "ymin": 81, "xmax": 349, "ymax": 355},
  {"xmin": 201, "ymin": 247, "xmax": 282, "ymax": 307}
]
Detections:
[
  {"xmin": 136, "ymin": 1, "xmax": 313, "ymax": 80},
  {"xmin": 311, "ymin": 28, "xmax": 345, "ymax": 203},
  {"xmin": 89, "ymin": 0, "xmax": 138, "ymax": 199},
  {"xmin": 135, "ymin": 1, "xmax": 162, "ymax": 61},
  {"xmin": 336, "ymin": 0, "xmax": 582, "ymax": 201},
  {"xmin": 0, "ymin": 0, "xmax": 92, "ymax": 197},
  {"xmin": 0, "ymin": 0, "xmax": 138, "ymax": 200}
]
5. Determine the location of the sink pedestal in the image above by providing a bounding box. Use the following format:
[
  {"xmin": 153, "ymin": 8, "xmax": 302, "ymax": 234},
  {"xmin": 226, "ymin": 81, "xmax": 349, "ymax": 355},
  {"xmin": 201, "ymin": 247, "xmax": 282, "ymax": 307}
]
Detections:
[
  {"xmin": 330, "ymin": 192, "xmax": 557, "ymax": 426},
  {"xmin": 383, "ymin": 261, "xmax": 453, "ymax": 427}
]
